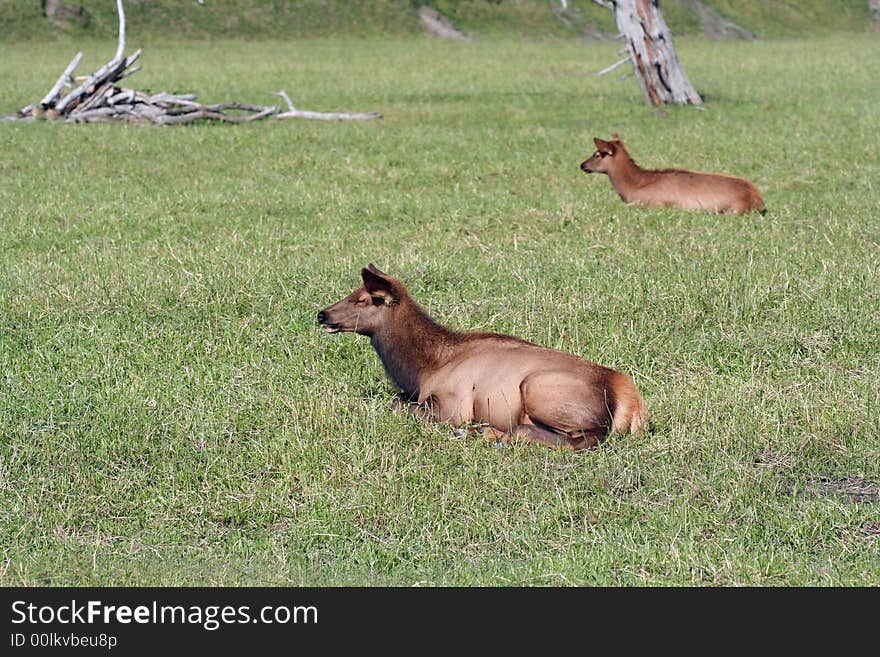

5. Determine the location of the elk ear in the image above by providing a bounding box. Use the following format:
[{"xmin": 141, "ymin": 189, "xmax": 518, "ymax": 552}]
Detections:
[
  {"xmin": 365, "ymin": 262, "xmax": 387, "ymax": 277},
  {"xmin": 593, "ymin": 137, "xmax": 615, "ymax": 155},
  {"xmin": 361, "ymin": 266, "xmax": 398, "ymax": 303},
  {"xmin": 593, "ymin": 137, "xmax": 608, "ymax": 150}
]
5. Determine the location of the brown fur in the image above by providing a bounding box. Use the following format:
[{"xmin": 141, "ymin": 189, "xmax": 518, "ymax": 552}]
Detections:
[
  {"xmin": 580, "ymin": 133, "xmax": 765, "ymax": 214},
  {"xmin": 318, "ymin": 264, "xmax": 648, "ymax": 451}
]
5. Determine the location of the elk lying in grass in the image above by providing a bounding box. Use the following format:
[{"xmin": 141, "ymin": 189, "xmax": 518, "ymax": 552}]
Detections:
[
  {"xmin": 580, "ymin": 134, "xmax": 764, "ymax": 214},
  {"xmin": 318, "ymin": 264, "xmax": 648, "ymax": 451}
]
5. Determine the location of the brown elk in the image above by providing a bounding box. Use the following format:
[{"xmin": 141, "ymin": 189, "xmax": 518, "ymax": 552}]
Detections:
[
  {"xmin": 580, "ymin": 134, "xmax": 764, "ymax": 214},
  {"xmin": 318, "ymin": 264, "xmax": 648, "ymax": 451}
]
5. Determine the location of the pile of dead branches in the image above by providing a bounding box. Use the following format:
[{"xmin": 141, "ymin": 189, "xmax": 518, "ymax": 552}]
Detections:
[
  {"xmin": 5, "ymin": 0, "xmax": 379, "ymax": 125},
  {"xmin": 10, "ymin": 49, "xmax": 281, "ymax": 125}
]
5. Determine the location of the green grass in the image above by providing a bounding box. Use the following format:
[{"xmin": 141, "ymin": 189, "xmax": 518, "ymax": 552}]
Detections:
[
  {"xmin": 0, "ymin": 0, "xmax": 875, "ymax": 41},
  {"xmin": 1, "ymin": 32, "xmax": 879, "ymax": 585}
]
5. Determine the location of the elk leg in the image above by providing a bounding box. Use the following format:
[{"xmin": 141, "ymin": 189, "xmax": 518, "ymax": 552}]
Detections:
[
  {"xmin": 393, "ymin": 393, "xmax": 473, "ymax": 427},
  {"xmin": 482, "ymin": 422, "xmax": 589, "ymax": 450},
  {"xmin": 481, "ymin": 425, "xmax": 514, "ymax": 446},
  {"xmin": 392, "ymin": 393, "xmax": 438, "ymax": 420},
  {"xmin": 518, "ymin": 371, "xmax": 610, "ymax": 451}
]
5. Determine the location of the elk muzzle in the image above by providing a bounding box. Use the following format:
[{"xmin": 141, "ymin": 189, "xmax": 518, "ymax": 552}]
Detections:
[{"xmin": 317, "ymin": 308, "xmax": 342, "ymax": 333}]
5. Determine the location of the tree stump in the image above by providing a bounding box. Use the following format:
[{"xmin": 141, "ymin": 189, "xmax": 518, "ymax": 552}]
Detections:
[{"xmin": 599, "ymin": 0, "xmax": 702, "ymax": 106}]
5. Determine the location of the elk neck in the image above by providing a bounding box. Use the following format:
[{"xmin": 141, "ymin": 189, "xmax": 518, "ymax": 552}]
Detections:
[
  {"xmin": 606, "ymin": 149, "xmax": 652, "ymax": 201},
  {"xmin": 369, "ymin": 297, "xmax": 460, "ymax": 400}
]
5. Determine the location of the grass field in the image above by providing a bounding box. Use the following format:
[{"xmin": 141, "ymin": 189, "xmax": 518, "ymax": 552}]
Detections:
[
  {"xmin": 1, "ymin": 0, "xmax": 875, "ymax": 40},
  {"xmin": 1, "ymin": 31, "xmax": 879, "ymax": 586}
]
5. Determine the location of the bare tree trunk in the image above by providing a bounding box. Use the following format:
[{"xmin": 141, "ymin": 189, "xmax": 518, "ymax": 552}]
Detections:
[{"xmin": 596, "ymin": 0, "xmax": 702, "ymax": 106}]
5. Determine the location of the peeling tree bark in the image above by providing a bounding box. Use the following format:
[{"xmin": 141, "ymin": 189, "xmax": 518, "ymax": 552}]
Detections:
[{"xmin": 595, "ymin": 0, "xmax": 702, "ymax": 106}]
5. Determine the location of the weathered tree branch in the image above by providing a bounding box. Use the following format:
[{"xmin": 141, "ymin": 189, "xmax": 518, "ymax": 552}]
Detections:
[
  {"xmin": 596, "ymin": 56, "xmax": 630, "ymax": 76},
  {"xmin": 39, "ymin": 51, "xmax": 82, "ymax": 109},
  {"xmin": 277, "ymin": 109, "xmax": 382, "ymax": 121},
  {"xmin": 113, "ymin": 0, "xmax": 126, "ymax": 63},
  {"xmin": 54, "ymin": 49, "xmax": 138, "ymax": 113},
  {"xmin": 272, "ymin": 90, "xmax": 296, "ymax": 112},
  {"xmin": 273, "ymin": 89, "xmax": 381, "ymax": 121}
]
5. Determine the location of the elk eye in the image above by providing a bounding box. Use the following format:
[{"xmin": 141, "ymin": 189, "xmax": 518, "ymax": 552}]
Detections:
[{"xmin": 371, "ymin": 296, "xmax": 386, "ymax": 306}]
